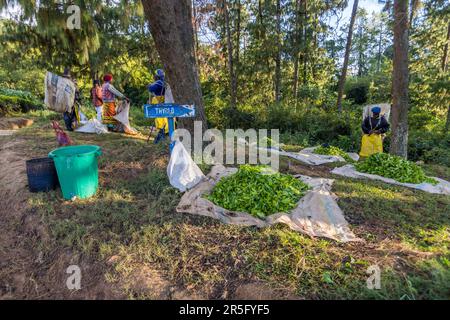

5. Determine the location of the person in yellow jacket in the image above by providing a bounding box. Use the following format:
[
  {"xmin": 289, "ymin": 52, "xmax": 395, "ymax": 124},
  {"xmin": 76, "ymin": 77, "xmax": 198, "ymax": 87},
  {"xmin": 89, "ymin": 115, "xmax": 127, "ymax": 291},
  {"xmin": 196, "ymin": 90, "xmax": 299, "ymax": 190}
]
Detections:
[
  {"xmin": 147, "ymin": 69, "xmax": 170, "ymax": 143},
  {"xmin": 360, "ymin": 106, "xmax": 390, "ymax": 157}
]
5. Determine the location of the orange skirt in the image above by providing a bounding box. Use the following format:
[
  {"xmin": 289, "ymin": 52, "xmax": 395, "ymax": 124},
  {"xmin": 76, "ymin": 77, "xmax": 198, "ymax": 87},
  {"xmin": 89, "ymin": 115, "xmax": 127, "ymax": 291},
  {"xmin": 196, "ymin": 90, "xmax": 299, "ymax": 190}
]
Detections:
[{"xmin": 103, "ymin": 102, "xmax": 117, "ymax": 124}]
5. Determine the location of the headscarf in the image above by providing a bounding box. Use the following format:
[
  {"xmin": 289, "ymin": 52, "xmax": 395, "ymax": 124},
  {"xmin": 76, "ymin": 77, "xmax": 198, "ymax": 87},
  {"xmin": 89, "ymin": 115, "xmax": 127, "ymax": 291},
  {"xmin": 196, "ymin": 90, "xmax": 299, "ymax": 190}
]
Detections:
[
  {"xmin": 103, "ymin": 74, "xmax": 113, "ymax": 82},
  {"xmin": 155, "ymin": 69, "xmax": 165, "ymax": 81}
]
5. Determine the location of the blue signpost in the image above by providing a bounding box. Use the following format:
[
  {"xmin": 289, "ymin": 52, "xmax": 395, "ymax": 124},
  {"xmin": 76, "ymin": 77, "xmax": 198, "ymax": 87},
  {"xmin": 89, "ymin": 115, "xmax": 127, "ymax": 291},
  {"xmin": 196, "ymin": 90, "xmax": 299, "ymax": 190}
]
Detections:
[{"xmin": 143, "ymin": 103, "xmax": 195, "ymax": 152}]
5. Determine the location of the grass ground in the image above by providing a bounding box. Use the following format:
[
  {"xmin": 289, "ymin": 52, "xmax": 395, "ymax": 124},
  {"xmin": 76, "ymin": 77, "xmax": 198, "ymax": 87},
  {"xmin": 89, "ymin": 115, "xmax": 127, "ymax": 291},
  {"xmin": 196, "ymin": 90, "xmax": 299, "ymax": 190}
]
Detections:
[{"xmin": 1, "ymin": 109, "xmax": 449, "ymax": 300}]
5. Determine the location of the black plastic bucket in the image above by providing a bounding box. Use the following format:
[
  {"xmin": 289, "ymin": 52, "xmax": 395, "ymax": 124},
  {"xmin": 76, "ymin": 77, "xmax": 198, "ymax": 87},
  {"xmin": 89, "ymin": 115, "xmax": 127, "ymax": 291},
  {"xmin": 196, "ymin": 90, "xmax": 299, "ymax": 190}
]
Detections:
[{"xmin": 26, "ymin": 157, "xmax": 59, "ymax": 192}]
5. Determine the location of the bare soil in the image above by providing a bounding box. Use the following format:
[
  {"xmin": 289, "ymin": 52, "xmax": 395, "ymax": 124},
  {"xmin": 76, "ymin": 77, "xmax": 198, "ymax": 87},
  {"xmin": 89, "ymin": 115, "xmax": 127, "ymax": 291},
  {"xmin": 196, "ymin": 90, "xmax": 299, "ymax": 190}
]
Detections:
[
  {"xmin": 0, "ymin": 118, "xmax": 34, "ymax": 130},
  {"xmin": 0, "ymin": 137, "xmax": 122, "ymax": 299}
]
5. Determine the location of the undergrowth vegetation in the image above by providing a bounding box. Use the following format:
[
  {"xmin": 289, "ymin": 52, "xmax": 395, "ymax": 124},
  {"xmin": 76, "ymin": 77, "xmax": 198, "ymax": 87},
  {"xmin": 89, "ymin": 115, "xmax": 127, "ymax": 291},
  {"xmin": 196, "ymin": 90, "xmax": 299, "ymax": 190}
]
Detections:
[{"xmin": 11, "ymin": 115, "xmax": 449, "ymax": 300}]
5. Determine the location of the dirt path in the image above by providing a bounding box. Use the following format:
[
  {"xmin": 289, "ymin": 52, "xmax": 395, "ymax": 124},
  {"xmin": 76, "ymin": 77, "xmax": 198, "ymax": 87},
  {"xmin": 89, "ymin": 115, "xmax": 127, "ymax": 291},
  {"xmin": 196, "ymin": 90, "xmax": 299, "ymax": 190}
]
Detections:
[{"xmin": 0, "ymin": 136, "xmax": 123, "ymax": 299}]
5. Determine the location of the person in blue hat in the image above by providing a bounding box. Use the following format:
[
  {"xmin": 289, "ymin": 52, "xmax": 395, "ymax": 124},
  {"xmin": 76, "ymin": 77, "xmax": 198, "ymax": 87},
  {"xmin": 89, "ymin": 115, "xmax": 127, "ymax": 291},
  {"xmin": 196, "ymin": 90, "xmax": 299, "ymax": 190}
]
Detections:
[
  {"xmin": 362, "ymin": 106, "xmax": 390, "ymax": 135},
  {"xmin": 147, "ymin": 69, "xmax": 169, "ymax": 143},
  {"xmin": 148, "ymin": 69, "xmax": 166, "ymax": 97}
]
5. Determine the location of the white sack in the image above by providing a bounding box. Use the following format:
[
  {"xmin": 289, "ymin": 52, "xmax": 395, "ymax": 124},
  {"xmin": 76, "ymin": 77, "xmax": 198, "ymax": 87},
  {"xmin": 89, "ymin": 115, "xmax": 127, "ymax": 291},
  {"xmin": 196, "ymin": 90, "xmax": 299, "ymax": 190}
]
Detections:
[
  {"xmin": 44, "ymin": 71, "xmax": 76, "ymax": 113},
  {"xmin": 78, "ymin": 110, "xmax": 88, "ymax": 123},
  {"xmin": 331, "ymin": 164, "xmax": 450, "ymax": 195},
  {"xmin": 164, "ymin": 84, "xmax": 174, "ymax": 103},
  {"xmin": 176, "ymin": 164, "xmax": 361, "ymax": 243},
  {"xmin": 75, "ymin": 119, "xmax": 109, "ymax": 134},
  {"xmin": 168, "ymin": 141, "xmax": 205, "ymax": 192},
  {"xmin": 114, "ymin": 100, "xmax": 138, "ymax": 134}
]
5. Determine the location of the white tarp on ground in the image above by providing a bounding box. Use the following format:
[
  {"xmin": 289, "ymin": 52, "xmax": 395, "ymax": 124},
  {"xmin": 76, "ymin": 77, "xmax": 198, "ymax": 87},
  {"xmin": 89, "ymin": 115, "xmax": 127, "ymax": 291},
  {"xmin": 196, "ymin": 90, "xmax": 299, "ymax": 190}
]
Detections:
[
  {"xmin": 176, "ymin": 164, "xmax": 361, "ymax": 242},
  {"xmin": 331, "ymin": 164, "xmax": 450, "ymax": 195},
  {"xmin": 256, "ymin": 146, "xmax": 359, "ymax": 166},
  {"xmin": 75, "ymin": 119, "xmax": 109, "ymax": 134},
  {"xmin": 168, "ymin": 141, "xmax": 205, "ymax": 192},
  {"xmin": 44, "ymin": 71, "xmax": 76, "ymax": 113}
]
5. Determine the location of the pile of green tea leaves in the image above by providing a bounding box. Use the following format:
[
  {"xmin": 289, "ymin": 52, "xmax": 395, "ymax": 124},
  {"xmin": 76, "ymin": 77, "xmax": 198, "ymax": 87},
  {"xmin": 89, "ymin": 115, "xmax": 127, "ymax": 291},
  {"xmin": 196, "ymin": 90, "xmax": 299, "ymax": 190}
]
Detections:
[
  {"xmin": 207, "ymin": 165, "xmax": 310, "ymax": 218},
  {"xmin": 355, "ymin": 153, "xmax": 438, "ymax": 184},
  {"xmin": 314, "ymin": 145, "xmax": 355, "ymax": 163}
]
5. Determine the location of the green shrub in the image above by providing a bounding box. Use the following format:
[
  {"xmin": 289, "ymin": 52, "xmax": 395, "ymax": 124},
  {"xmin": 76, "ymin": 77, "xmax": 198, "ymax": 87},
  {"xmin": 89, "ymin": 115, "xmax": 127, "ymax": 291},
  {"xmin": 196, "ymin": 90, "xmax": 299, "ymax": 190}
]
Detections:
[
  {"xmin": 0, "ymin": 94, "xmax": 44, "ymax": 115},
  {"xmin": 408, "ymin": 131, "xmax": 450, "ymax": 166},
  {"xmin": 345, "ymin": 78, "xmax": 370, "ymax": 104},
  {"xmin": 422, "ymin": 147, "xmax": 450, "ymax": 167},
  {"xmin": 0, "ymin": 87, "xmax": 44, "ymax": 115},
  {"xmin": 223, "ymin": 106, "xmax": 257, "ymax": 129}
]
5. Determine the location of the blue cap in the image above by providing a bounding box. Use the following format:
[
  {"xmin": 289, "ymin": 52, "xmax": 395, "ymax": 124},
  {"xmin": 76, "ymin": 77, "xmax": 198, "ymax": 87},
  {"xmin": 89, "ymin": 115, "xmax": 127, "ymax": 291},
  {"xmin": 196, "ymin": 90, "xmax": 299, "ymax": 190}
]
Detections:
[{"xmin": 371, "ymin": 106, "xmax": 381, "ymax": 114}]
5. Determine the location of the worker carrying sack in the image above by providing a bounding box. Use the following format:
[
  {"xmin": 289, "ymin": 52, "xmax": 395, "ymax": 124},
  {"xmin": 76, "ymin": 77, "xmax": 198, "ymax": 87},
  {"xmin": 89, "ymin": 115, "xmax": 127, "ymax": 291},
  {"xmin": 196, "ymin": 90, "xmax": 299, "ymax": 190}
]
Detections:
[
  {"xmin": 359, "ymin": 134, "xmax": 383, "ymax": 158},
  {"xmin": 44, "ymin": 71, "xmax": 76, "ymax": 113}
]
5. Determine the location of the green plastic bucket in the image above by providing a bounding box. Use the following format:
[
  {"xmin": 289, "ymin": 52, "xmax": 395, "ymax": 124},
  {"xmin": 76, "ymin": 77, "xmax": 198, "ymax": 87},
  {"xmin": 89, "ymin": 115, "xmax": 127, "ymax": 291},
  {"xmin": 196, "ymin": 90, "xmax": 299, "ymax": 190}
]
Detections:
[{"xmin": 48, "ymin": 145, "xmax": 102, "ymax": 200}]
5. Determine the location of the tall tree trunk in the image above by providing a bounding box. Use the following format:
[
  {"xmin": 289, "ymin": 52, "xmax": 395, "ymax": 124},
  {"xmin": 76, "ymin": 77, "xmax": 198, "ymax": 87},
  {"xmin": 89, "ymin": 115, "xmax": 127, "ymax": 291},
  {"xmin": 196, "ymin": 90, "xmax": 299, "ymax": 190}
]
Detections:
[
  {"xmin": 302, "ymin": 0, "xmax": 308, "ymax": 85},
  {"xmin": 312, "ymin": 13, "xmax": 318, "ymax": 79},
  {"xmin": 445, "ymin": 105, "xmax": 450, "ymax": 132},
  {"xmin": 274, "ymin": 0, "xmax": 282, "ymax": 102},
  {"xmin": 390, "ymin": 0, "xmax": 409, "ymax": 158},
  {"xmin": 444, "ymin": 23, "xmax": 450, "ymax": 132},
  {"xmin": 377, "ymin": 21, "xmax": 383, "ymax": 72},
  {"xmin": 442, "ymin": 21, "xmax": 450, "ymax": 72},
  {"xmin": 222, "ymin": 0, "xmax": 237, "ymax": 109},
  {"xmin": 234, "ymin": 0, "xmax": 241, "ymax": 105},
  {"xmin": 357, "ymin": 23, "xmax": 364, "ymax": 77},
  {"xmin": 293, "ymin": 0, "xmax": 303, "ymax": 101},
  {"xmin": 142, "ymin": 0, "xmax": 207, "ymax": 133},
  {"xmin": 192, "ymin": 0, "xmax": 199, "ymax": 64},
  {"xmin": 336, "ymin": 0, "xmax": 359, "ymax": 112},
  {"xmin": 258, "ymin": 0, "xmax": 264, "ymax": 38}
]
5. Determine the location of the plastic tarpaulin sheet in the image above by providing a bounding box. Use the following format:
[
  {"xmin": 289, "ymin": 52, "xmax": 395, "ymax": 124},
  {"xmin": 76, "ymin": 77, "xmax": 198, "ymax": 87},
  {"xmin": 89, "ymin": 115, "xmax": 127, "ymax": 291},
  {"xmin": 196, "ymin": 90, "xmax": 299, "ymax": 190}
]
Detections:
[
  {"xmin": 75, "ymin": 119, "xmax": 109, "ymax": 134},
  {"xmin": 44, "ymin": 71, "xmax": 76, "ymax": 113},
  {"xmin": 331, "ymin": 164, "xmax": 450, "ymax": 195},
  {"xmin": 257, "ymin": 146, "xmax": 359, "ymax": 166},
  {"xmin": 176, "ymin": 164, "xmax": 361, "ymax": 242},
  {"xmin": 168, "ymin": 141, "xmax": 205, "ymax": 192}
]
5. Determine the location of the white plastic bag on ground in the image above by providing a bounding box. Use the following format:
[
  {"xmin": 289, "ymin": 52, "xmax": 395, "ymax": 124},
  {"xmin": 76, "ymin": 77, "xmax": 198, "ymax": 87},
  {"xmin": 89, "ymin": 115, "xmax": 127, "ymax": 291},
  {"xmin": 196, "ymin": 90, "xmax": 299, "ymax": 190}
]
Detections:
[
  {"xmin": 75, "ymin": 119, "xmax": 109, "ymax": 134},
  {"xmin": 331, "ymin": 164, "xmax": 450, "ymax": 195},
  {"xmin": 168, "ymin": 141, "xmax": 205, "ymax": 192},
  {"xmin": 176, "ymin": 164, "xmax": 361, "ymax": 242}
]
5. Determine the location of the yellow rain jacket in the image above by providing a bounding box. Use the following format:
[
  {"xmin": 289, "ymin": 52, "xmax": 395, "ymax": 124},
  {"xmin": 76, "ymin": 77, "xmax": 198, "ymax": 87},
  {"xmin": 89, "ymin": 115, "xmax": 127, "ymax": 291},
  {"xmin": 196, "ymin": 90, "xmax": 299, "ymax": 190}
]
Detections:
[{"xmin": 151, "ymin": 96, "xmax": 170, "ymax": 133}]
